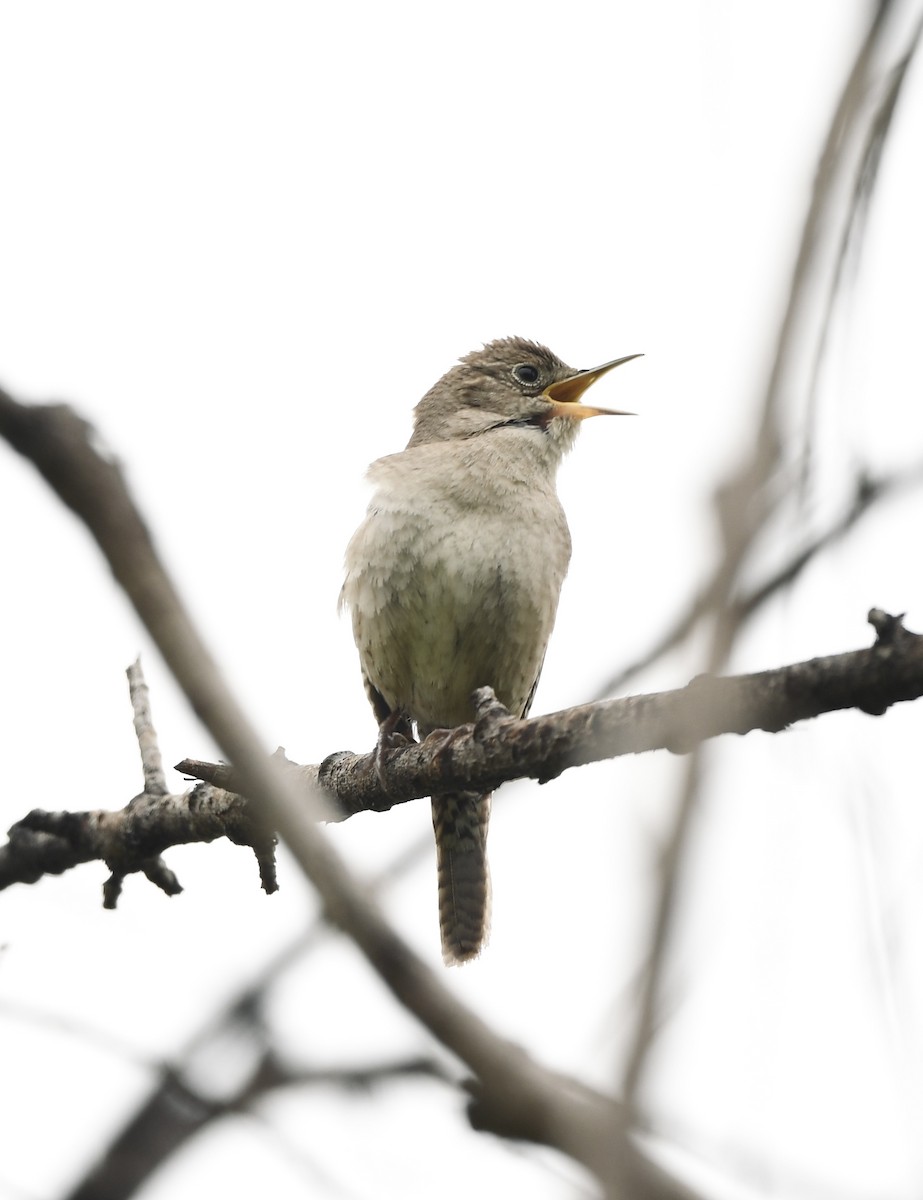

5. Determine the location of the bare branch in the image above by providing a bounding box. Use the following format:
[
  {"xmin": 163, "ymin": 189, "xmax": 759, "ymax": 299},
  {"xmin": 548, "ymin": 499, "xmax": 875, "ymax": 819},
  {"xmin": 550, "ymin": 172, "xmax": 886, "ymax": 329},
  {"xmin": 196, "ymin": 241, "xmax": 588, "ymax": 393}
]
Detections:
[
  {"xmin": 0, "ymin": 782, "xmax": 260, "ymax": 897},
  {"xmin": 619, "ymin": 0, "xmax": 923, "ymax": 1118},
  {"xmin": 62, "ymin": 1050, "xmax": 456, "ymax": 1200},
  {"xmin": 187, "ymin": 613, "xmax": 923, "ymax": 819},
  {"xmin": 735, "ymin": 463, "xmax": 923, "ymax": 623},
  {"xmin": 798, "ymin": 7, "xmax": 923, "ymax": 496},
  {"xmin": 593, "ymin": 459, "xmax": 923, "ymax": 699},
  {"xmin": 4, "ymin": 612, "xmax": 921, "ymax": 896},
  {"xmin": 127, "ymin": 656, "xmax": 167, "ymax": 797},
  {"xmin": 0, "ymin": 385, "xmax": 700, "ymax": 1197}
]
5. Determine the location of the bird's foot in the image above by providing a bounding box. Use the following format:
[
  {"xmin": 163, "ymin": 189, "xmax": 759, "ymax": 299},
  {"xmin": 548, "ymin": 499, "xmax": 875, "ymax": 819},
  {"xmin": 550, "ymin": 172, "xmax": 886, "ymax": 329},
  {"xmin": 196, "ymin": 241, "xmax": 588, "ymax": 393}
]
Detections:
[
  {"xmin": 373, "ymin": 710, "xmax": 415, "ymax": 793},
  {"xmin": 471, "ymin": 687, "xmax": 515, "ymax": 741},
  {"xmin": 422, "ymin": 723, "xmax": 470, "ymax": 772}
]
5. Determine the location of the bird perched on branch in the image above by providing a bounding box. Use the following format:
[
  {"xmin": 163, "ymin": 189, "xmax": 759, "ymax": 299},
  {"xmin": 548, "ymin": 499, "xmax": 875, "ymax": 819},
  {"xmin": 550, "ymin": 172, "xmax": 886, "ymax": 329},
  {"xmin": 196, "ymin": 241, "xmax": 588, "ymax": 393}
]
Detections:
[{"xmin": 341, "ymin": 336, "xmax": 640, "ymax": 964}]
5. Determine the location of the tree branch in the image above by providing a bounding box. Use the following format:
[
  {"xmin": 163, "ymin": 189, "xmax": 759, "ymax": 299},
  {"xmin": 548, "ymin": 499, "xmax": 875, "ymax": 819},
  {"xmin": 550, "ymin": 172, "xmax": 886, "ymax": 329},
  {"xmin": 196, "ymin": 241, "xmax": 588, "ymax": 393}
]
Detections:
[
  {"xmin": 0, "ymin": 384, "xmax": 703, "ymax": 1198},
  {"xmin": 63, "ymin": 1050, "xmax": 455, "ymax": 1200},
  {"xmin": 617, "ymin": 0, "xmax": 922, "ymax": 1117},
  {"xmin": 184, "ymin": 609, "xmax": 923, "ymax": 819},
  {"xmin": 592, "ymin": 459, "xmax": 923, "ymax": 700},
  {"xmin": 4, "ymin": 610, "xmax": 921, "ymax": 898}
]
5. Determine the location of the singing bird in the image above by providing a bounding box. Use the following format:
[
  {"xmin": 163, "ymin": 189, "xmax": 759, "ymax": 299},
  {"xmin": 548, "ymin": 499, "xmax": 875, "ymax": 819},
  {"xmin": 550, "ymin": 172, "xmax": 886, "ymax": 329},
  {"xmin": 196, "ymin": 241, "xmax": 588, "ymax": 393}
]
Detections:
[{"xmin": 341, "ymin": 337, "xmax": 639, "ymax": 963}]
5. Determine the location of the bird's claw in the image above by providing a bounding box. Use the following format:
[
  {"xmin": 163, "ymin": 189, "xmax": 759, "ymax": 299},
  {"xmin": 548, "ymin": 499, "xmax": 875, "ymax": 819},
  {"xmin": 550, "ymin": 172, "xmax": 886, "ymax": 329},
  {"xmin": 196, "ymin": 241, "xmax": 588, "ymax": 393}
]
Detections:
[
  {"xmin": 373, "ymin": 710, "xmax": 415, "ymax": 793},
  {"xmin": 471, "ymin": 687, "xmax": 514, "ymax": 740},
  {"xmin": 423, "ymin": 724, "xmax": 469, "ymax": 771}
]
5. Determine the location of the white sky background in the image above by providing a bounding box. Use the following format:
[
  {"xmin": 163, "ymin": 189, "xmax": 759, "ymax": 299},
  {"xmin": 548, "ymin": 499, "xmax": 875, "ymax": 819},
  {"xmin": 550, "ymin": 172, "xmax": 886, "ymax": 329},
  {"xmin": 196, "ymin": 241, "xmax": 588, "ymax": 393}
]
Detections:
[{"xmin": 1, "ymin": 2, "xmax": 923, "ymax": 1198}]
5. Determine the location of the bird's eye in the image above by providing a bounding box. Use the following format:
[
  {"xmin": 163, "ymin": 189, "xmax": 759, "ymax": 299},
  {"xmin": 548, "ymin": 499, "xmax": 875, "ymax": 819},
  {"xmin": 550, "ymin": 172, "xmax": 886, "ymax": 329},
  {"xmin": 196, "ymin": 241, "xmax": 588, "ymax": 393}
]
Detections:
[{"xmin": 512, "ymin": 363, "xmax": 540, "ymax": 386}]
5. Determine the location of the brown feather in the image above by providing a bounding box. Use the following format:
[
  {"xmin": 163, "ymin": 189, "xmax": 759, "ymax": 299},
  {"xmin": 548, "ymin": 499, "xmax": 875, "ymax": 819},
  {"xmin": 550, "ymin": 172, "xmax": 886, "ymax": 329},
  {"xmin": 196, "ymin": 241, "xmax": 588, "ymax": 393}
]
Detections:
[{"xmin": 432, "ymin": 790, "xmax": 491, "ymax": 964}]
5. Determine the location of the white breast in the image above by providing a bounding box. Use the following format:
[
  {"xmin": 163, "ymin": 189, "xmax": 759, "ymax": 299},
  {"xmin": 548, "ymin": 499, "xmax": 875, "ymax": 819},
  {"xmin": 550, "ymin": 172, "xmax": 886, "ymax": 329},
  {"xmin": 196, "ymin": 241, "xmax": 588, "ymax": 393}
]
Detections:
[{"xmin": 341, "ymin": 433, "xmax": 571, "ymax": 730}]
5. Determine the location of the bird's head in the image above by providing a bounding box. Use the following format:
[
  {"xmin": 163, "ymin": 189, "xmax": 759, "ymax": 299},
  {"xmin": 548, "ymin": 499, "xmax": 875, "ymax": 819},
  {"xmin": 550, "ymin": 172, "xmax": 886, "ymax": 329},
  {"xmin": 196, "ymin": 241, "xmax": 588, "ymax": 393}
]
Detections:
[{"xmin": 408, "ymin": 336, "xmax": 640, "ymax": 450}]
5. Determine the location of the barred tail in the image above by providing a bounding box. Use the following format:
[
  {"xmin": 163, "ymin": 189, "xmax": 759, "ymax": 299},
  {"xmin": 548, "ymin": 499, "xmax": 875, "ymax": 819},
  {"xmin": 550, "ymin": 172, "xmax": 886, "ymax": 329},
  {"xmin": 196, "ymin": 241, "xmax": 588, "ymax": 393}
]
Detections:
[{"xmin": 432, "ymin": 791, "xmax": 491, "ymax": 965}]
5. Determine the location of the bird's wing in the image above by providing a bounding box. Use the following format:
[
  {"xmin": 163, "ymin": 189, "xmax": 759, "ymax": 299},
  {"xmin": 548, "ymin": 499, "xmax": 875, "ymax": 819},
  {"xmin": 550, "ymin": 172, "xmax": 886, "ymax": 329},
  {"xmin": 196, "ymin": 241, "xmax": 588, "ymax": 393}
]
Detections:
[
  {"xmin": 520, "ymin": 653, "xmax": 546, "ymax": 720},
  {"xmin": 363, "ymin": 671, "xmax": 393, "ymax": 725},
  {"xmin": 363, "ymin": 671, "xmax": 415, "ymax": 741}
]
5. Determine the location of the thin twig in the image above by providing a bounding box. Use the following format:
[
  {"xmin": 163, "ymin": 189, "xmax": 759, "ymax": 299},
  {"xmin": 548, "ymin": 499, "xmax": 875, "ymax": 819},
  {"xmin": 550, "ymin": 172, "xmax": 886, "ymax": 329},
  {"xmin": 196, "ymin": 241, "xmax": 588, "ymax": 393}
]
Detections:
[{"xmin": 127, "ymin": 656, "xmax": 167, "ymax": 797}]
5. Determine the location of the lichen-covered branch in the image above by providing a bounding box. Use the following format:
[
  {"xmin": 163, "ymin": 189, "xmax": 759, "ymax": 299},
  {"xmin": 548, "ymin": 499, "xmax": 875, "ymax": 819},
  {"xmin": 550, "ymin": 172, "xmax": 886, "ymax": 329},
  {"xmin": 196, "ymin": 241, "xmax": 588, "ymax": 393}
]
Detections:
[
  {"xmin": 0, "ymin": 780, "xmax": 275, "ymax": 899},
  {"xmin": 0, "ymin": 655, "xmax": 277, "ymax": 901},
  {"xmin": 180, "ymin": 609, "xmax": 923, "ymax": 822},
  {"xmin": 3, "ymin": 610, "xmax": 920, "ymax": 900}
]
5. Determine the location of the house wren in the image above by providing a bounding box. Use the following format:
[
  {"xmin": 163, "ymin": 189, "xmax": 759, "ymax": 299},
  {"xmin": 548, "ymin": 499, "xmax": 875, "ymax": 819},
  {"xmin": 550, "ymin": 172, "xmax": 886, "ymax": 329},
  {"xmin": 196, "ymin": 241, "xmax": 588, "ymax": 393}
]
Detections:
[{"xmin": 341, "ymin": 337, "xmax": 639, "ymax": 964}]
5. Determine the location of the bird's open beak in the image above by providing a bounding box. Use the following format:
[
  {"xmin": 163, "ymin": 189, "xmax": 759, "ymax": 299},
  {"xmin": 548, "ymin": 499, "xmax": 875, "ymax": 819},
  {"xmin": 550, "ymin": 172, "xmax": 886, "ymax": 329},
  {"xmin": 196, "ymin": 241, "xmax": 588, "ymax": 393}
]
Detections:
[{"xmin": 543, "ymin": 353, "xmax": 642, "ymax": 419}]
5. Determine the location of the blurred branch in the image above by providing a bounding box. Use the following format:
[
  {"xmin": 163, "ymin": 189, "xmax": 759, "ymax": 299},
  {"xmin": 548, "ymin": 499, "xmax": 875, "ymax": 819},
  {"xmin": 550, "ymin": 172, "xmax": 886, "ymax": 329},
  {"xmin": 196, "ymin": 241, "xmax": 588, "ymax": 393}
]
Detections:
[
  {"xmin": 620, "ymin": 0, "xmax": 923, "ymax": 1115},
  {"xmin": 63, "ymin": 1049, "xmax": 454, "ymax": 1200},
  {"xmin": 734, "ymin": 461, "xmax": 923, "ymax": 622},
  {"xmin": 799, "ymin": 7, "xmax": 923, "ymax": 494},
  {"xmin": 2, "ymin": 10, "xmax": 919, "ymax": 1182},
  {"xmin": 593, "ymin": 459, "xmax": 923, "ymax": 699},
  {"xmin": 0, "ymin": 388, "xmax": 699, "ymax": 1198},
  {"xmin": 592, "ymin": 0, "xmax": 922, "ymax": 701},
  {"xmin": 55, "ymin": 836, "xmax": 438, "ymax": 1200}
]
